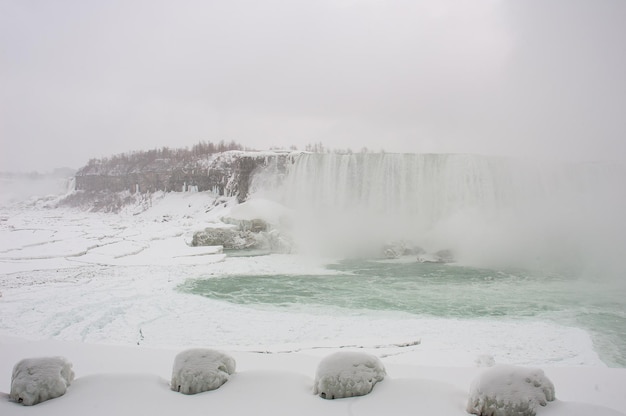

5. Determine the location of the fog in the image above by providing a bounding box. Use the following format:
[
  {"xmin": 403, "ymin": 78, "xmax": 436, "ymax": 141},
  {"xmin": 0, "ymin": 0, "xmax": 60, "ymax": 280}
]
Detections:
[
  {"xmin": 1, "ymin": 0, "xmax": 625, "ymax": 172},
  {"xmin": 0, "ymin": 171, "xmax": 74, "ymax": 206},
  {"xmin": 250, "ymin": 153, "xmax": 626, "ymax": 279}
]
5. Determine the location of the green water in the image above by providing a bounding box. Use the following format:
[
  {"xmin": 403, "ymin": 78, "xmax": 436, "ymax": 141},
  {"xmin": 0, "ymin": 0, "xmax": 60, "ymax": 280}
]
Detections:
[{"xmin": 179, "ymin": 259, "xmax": 626, "ymax": 366}]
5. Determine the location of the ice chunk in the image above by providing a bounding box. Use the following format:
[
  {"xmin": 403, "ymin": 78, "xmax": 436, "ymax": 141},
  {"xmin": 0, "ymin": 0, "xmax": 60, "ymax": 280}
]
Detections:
[
  {"xmin": 313, "ymin": 351, "xmax": 386, "ymax": 399},
  {"xmin": 467, "ymin": 365, "xmax": 555, "ymax": 416},
  {"xmin": 10, "ymin": 356, "xmax": 74, "ymax": 406},
  {"xmin": 170, "ymin": 349, "xmax": 236, "ymax": 394}
]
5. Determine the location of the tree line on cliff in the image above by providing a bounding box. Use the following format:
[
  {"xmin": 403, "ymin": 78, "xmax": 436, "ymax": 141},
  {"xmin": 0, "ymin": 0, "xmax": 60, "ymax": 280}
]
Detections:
[{"xmin": 77, "ymin": 140, "xmax": 248, "ymax": 176}]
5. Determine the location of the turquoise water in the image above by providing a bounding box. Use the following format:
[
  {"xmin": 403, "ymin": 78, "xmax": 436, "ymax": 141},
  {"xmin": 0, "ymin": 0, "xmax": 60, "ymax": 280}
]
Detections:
[{"xmin": 179, "ymin": 259, "xmax": 626, "ymax": 367}]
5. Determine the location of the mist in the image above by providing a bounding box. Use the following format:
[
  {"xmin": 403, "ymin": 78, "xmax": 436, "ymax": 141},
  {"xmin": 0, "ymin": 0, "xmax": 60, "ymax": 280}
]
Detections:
[
  {"xmin": 1, "ymin": 0, "xmax": 625, "ymax": 172},
  {"xmin": 0, "ymin": 171, "xmax": 74, "ymax": 206},
  {"xmin": 251, "ymin": 153, "xmax": 626, "ymax": 280}
]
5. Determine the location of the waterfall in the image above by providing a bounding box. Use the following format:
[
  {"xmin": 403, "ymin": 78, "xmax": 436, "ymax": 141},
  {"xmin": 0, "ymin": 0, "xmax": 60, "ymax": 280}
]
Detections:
[
  {"xmin": 252, "ymin": 153, "xmax": 626, "ymax": 272},
  {"xmin": 280, "ymin": 154, "xmax": 505, "ymax": 222}
]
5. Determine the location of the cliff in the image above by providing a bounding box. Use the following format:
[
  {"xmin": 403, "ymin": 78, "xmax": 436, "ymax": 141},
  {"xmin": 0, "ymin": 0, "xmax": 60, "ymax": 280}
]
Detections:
[{"xmin": 74, "ymin": 150, "xmax": 293, "ymax": 202}]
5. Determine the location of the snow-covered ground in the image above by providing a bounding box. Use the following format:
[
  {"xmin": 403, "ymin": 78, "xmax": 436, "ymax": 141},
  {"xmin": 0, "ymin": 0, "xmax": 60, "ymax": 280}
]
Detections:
[{"xmin": 1, "ymin": 191, "xmax": 625, "ymax": 415}]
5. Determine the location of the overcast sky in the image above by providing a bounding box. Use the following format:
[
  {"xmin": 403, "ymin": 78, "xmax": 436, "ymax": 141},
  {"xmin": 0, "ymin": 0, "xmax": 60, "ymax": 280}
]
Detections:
[{"xmin": 1, "ymin": 0, "xmax": 625, "ymax": 172}]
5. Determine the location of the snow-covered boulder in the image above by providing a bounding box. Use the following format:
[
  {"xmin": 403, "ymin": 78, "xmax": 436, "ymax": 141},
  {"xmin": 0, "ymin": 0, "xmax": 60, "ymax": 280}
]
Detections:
[
  {"xmin": 381, "ymin": 241, "xmax": 424, "ymax": 259},
  {"xmin": 171, "ymin": 349, "xmax": 236, "ymax": 394},
  {"xmin": 467, "ymin": 365, "xmax": 555, "ymax": 416},
  {"xmin": 10, "ymin": 356, "xmax": 75, "ymax": 406},
  {"xmin": 313, "ymin": 351, "xmax": 386, "ymax": 399},
  {"xmin": 191, "ymin": 227, "xmax": 260, "ymax": 249},
  {"xmin": 417, "ymin": 249, "xmax": 455, "ymax": 263},
  {"xmin": 382, "ymin": 244, "xmax": 403, "ymax": 259}
]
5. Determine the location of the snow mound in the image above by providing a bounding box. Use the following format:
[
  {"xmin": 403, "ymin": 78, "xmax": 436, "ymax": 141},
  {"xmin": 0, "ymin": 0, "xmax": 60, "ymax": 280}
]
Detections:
[
  {"xmin": 10, "ymin": 356, "xmax": 74, "ymax": 406},
  {"xmin": 467, "ymin": 365, "xmax": 555, "ymax": 416},
  {"xmin": 313, "ymin": 351, "xmax": 386, "ymax": 399},
  {"xmin": 170, "ymin": 349, "xmax": 236, "ymax": 394}
]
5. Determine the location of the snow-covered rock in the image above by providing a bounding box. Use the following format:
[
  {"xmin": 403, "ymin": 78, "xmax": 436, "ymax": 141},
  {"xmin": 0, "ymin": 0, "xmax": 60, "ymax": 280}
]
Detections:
[
  {"xmin": 191, "ymin": 227, "xmax": 260, "ymax": 249},
  {"xmin": 382, "ymin": 241, "xmax": 424, "ymax": 259},
  {"xmin": 467, "ymin": 365, "xmax": 555, "ymax": 416},
  {"xmin": 382, "ymin": 245, "xmax": 403, "ymax": 259},
  {"xmin": 223, "ymin": 217, "xmax": 269, "ymax": 232},
  {"xmin": 417, "ymin": 249, "xmax": 455, "ymax": 263},
  {"xmin": 313, "ymin": 351, "xmax": 386, "ymax": 399},
  {"xmin": 170, "ymin": 349, "xmax": 236, "ymax": 394},
  {"xmin": 10, "ymin": 356, "xmax": 74, "ymax": 406}
]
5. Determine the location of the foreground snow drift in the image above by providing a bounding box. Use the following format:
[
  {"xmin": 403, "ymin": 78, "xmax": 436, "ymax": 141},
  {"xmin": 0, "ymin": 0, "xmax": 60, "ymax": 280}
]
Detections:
[{"xmin": 10, "ymin": 357, "xmax": 74, "ymax": 406}]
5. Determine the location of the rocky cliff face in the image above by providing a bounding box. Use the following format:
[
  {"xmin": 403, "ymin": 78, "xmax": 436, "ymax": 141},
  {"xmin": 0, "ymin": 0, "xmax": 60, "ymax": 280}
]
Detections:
[{"xmin": 74, "ymin": 151, "xmax": 293, "ymax": 202}]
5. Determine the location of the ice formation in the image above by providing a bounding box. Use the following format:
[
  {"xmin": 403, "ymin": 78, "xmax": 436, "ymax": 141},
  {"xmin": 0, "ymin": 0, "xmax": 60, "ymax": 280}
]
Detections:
[
  {"xmin": 170, "ymin": 348, "xmax": 236, "ymax": 394},
  {"xmin": 313, "ymin": 351, "xmax": 386, "ymax": 399},
  {"xmin": 10, "ymin": 356, "xmax": 74, "ymax": 406},
  {"xmin": 467, "ymin": 365, "xmax": 555, "ymax": 416}
]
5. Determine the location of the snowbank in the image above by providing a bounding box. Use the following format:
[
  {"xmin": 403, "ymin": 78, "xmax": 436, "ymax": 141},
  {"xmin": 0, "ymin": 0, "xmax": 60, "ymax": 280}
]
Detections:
[
  {"xmin": 467, "ymin": 365, "xmax": 555, "ymax": 416},
  {"xmin": 313, "ymin": 351, "xmax": 386, "ymax": 399},
  {"xmin": 171, "ymin": 349, "xmax": 236, "ymax": 394},
  {"xmin": 10, "ymin": 356, "xmax": 74, "ymax": 406}
]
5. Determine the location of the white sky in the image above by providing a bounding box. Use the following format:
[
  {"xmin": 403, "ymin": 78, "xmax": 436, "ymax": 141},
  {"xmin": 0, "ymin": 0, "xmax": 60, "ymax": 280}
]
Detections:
[{"xmin": 1, "ymin": 0, "xmax": 625, "ymax": 172}]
